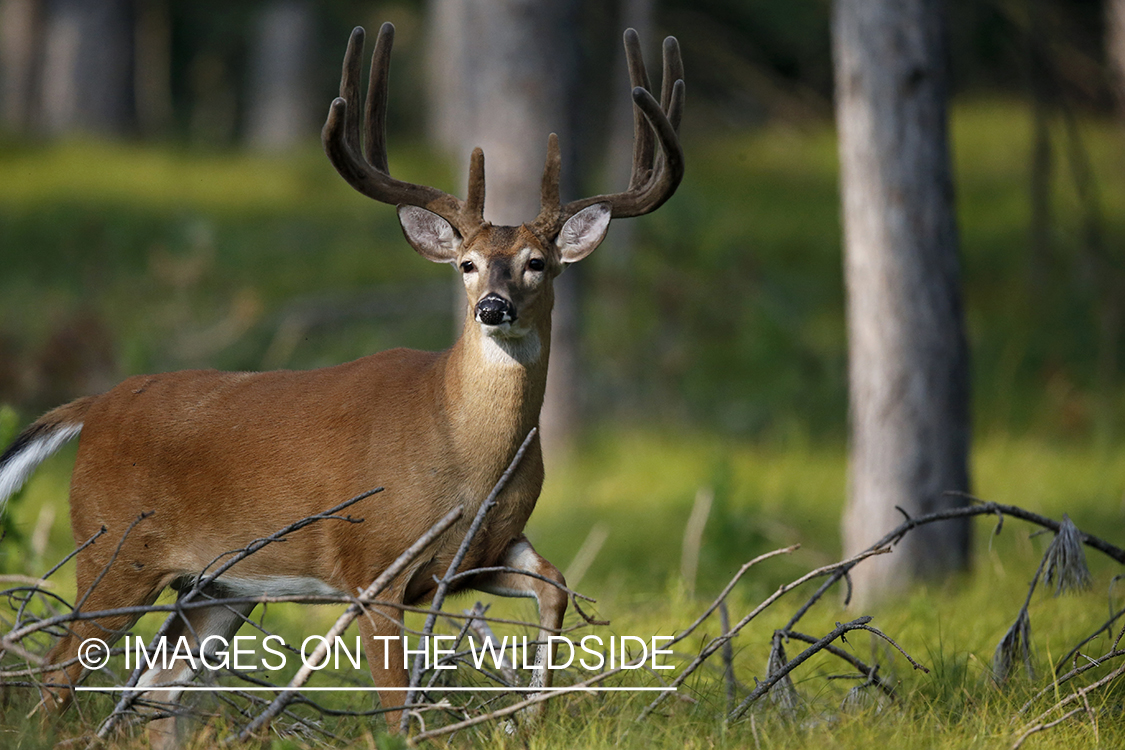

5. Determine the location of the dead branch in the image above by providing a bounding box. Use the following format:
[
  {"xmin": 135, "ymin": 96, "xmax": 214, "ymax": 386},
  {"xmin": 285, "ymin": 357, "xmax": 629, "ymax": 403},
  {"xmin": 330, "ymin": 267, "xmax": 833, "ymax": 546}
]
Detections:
[
  {"xmin": 783, "ymin": 500, "xmax": 1125, "ymax": 637},
  {"xmin": 401, "ymin": 428, "xmax": 537, "ymax": 731},
  {"xmin": 637, "ymin": 545, "xmax": 890, "ymax": 721},
  {"xmin": 729, "ymin": 617, "xmax": 873, "ymax": 720},
  {"xmin": 1012, "ymin": 658, "xmax": 1125, "ymax": 748},
  {"xmin": 408, "ymin": 657, "xmax": 653, "ymax": 744},
  {"xmin": 95, "ymin": 487, "xmax": 383, "ymax": 741},
  {"xmin": 234, "ymin": 503, "xmax": 465, "ymax": 742},
  {"xmin": 1019, "ymin": 648, "xmax": 1125, "ymax": 715},
  {"xmin": 782, "ymin": 630, "xmax": 896, "ymax": 699}
]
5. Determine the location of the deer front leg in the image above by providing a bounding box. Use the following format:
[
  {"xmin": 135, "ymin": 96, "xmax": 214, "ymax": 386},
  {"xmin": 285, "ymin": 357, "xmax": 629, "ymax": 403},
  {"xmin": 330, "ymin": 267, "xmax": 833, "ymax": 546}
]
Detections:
[
  {"xmin": 357, "ymin": 602, "xmax": 408, "ymax": 731},
  {"xmin": 472, "ymin": 535, "xmax": 567, "ymax": 697}
]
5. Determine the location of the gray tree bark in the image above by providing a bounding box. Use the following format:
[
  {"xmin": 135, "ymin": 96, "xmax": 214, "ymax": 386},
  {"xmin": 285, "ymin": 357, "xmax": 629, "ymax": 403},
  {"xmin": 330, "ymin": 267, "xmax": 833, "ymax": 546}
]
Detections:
[
  {"xmin": 833, "ymin": 0, "xmax": 972, "ymax": 605},
  {"xmin": 1109, "ymin": 0, "xmax": 1125, "ymax": 114},
  {"xmin": 39, "ymin": 0, "xmax": 135, "ymax": 136},
  {"xmin": 245, "ymin": 0, "xmax": 315, "ymax": 151},
  {"xmin": 0, "ymin": 0, "xmax": 43, "ymax": 132},
  {"xmin": 427, "ymin": 0, "xmax": 583, "ymax": 459}
]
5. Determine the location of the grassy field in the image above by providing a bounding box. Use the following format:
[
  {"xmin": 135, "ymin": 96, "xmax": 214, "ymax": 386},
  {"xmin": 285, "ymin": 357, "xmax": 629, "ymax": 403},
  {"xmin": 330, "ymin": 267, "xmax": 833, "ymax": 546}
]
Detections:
[{"xmin": 1, "ymin": 100, "xmax": 1125, "ymax": 747}]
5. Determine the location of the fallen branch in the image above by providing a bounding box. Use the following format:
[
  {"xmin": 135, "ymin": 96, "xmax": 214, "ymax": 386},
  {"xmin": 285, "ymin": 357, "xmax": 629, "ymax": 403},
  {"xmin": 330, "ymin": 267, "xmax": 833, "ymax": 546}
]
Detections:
[
  {"xmin": 637, "ymin": 545, "xmax": 890, "ymax": 721},
  {"xmin": 234, "ymin": 504, "xmax": 464, "ymax": 742},
  {"xmin": 95, "ymin": 487, "xmax": 383, "ymax": 741},
  {"xmin": 401, "ymin": 428, "xmax": 537, "ymax": 731}
]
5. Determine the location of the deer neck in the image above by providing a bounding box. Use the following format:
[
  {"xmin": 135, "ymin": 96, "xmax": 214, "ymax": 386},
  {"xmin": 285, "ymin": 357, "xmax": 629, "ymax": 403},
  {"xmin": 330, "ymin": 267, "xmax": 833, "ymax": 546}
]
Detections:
[{"xmin": 442, "ymin": 304, "xmax": 552, "ymax": 456}]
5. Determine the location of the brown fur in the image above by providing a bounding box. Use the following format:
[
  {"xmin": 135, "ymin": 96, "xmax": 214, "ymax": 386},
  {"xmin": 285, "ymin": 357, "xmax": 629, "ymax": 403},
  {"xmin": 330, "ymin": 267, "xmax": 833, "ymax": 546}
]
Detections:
[{"xmin": 28, "ymin": 223, "xmax": 571, "ymax": 735}]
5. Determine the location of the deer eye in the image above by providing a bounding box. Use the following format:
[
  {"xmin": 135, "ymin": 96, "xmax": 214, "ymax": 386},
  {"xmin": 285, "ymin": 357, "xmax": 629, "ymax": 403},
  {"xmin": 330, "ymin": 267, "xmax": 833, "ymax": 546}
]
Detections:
[
  {"xmin": 528, "ymin": 258, "xmax": 545, "ymax": 272},
  {"xmin": 460, "ymin": 260, "xmax": 476, "ymax": 273}
]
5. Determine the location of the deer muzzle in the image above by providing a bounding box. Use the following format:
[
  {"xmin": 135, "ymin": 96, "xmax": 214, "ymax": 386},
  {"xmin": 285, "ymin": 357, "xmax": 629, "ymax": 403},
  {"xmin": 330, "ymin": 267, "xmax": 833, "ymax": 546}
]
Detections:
[{"xmin": 475, "ymin": 294, "xmax": 516, "ymax": 326}]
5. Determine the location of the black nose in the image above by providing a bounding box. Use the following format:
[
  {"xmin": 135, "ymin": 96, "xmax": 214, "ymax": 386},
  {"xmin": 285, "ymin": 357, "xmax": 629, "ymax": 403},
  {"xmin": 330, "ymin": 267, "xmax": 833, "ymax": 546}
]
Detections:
[{"xmin": 475, "ymin": 294, "xmax": 515, "ymax": 326}]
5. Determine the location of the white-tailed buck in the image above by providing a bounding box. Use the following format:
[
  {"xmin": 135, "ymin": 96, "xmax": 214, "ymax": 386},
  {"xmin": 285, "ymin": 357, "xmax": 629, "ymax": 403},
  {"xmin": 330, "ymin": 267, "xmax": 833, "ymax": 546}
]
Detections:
[{"xmin": 0, "ymin": 23, "xmax": 683, "ymax": 737}]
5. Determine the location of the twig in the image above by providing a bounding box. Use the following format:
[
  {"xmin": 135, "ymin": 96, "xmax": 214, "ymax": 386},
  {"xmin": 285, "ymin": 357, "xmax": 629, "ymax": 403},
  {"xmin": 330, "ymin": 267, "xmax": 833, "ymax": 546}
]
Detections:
[
  {"xmin": 233, "ymin": 504, "xmax": 464, "ymax": 742},
  {"xmin": 781, "ymin": 630, "xmax": 896, "ymax": 698},
  {"xmin": 40, "ymin": 527, "xmax": 107, "ymax": 583},
  {"xmin": 637, "ymin": 545, "xmax": 889, "ymax": 721},
  {"xmin": 719, "ymin": 602, "xmax": 734, "ymax": 717},
  {"xmin": 401, "ymin": 428, "xmax": 537, "ymax": 731},
  {"xmin": 730, "ymin": 617, "xmax": 873, "ymax": 720},
  {"xmin": 786, "ymin": 500, "xmax": 1125, "ymax": 636},
  {"xmin": 1015, "ymin": 658, "xmax": 1125, "ymax": 745},
  {"xmin": 464, "ymin": 603, "xmax": 517, "ymax": 686},
  {"xmin": 668, "ymin": 545, "xmax": 799, "ymax": 652},
  {"xmin": 96, "ymin": 487, "xmax": 382, "ymax": 741},
  {"xmin": 1019, "ymin": 648, "xmax": 1125, "ymax": 715},
  {"xmin": 1054, "ymin": 604, "xmax": 1125, "ymax": 675},
  {"xmin": 408, "ymin": 659, "xmax": 651, "ymax": 744},
  {"xmin": 1011, "ymin": 707, "xmax": 1087, "ymax": 750},
  {"xmin": 74, "ymin": 513, "xmax": 152, "ymax": 613}
]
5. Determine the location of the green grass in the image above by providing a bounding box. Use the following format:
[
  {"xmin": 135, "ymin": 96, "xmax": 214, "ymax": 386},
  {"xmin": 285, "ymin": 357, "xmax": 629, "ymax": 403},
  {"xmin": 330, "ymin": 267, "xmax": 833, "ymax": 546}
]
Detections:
[{"xmin": 3, "ymin": 434, "xmax": 1125, "ymax": 748}]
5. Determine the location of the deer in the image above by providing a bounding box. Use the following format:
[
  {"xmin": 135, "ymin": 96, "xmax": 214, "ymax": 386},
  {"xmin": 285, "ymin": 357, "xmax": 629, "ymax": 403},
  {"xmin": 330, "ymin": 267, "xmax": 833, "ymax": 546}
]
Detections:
[{"xmin": 0, "ymin": 22, "xmax": 683, "ymax": 740}]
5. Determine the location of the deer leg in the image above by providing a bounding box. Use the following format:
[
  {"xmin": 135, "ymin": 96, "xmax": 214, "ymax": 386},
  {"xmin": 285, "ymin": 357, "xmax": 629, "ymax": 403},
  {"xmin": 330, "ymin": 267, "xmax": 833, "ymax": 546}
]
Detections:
[
  {"xmin": 356, "ymin": 600, "xmax": 408, "ymax": 731},
  {"xmin": 40, "ymin": 562, "xmax": 165, "ymax": 714},
  {"xmin": 472, "ymin": 535, "xmax": 567, "ymax": 697},
  {"xmin": 136, "ymin": 586, "xmax": 254, "ymax": 750}
]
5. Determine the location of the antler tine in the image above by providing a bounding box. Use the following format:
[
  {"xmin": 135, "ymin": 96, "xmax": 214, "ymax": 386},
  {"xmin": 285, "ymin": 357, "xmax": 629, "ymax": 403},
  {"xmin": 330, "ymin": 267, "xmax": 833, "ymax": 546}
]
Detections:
[
  {"xmin": 540, "ymin": 133, "xmax": 561, "ymax": 210},
  {"xmin": 363, "ymin": 23, "xmax": 394, "ymax": 173},
  {"xmin": 340, "ymin": 27, "xmax": 365, "ymax": 155},
  {"xmin": 661, "ymin": 36, "xmax": 684, "ymax": 131},
  {"xmin": 530, "ymin": 134, "xmax": 562, "ymax": 235},
  {"xmin": 623, "ymin": 28, "xmax": 655, "ymax": 191},
  {"xmin": 465, "ymin": 147, "xmax": 486, "ymax": 224},
  {"xmin": 559, "ymin": 32, "xmax": 685, "ymax": 222},
  {"xmin": 323, "ymin": 25, "xmax": 478, "ymax": 235}
]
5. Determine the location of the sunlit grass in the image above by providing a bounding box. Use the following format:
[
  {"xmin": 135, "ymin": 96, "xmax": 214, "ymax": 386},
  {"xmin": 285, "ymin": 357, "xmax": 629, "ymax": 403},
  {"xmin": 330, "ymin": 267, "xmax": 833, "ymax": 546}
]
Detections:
[
  {"xmin": 5, "ymin": 432, "xmax": 1124, "ymax": 747},
  {"xmin": 0, "ymin": 138, "xmax": 456, "ymax": 219}
]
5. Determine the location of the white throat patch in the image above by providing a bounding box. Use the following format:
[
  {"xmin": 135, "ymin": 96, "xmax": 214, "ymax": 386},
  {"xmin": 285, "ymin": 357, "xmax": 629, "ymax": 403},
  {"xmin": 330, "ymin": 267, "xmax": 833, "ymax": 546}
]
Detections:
[{"xmin": 480, "ymin": 330, "xmax": 541, "ymax": 366}]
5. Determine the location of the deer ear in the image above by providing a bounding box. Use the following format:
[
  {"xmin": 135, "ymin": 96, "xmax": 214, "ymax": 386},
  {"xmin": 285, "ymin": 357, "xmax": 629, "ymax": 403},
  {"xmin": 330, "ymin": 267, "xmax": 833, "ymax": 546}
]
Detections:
[
  {"xmin": 557, "ymin": 203, "xmax": 611, "ymax": 263},
  {"xmin": 398, "ymin": 206, "xmax": 461, "ymax": 263}
]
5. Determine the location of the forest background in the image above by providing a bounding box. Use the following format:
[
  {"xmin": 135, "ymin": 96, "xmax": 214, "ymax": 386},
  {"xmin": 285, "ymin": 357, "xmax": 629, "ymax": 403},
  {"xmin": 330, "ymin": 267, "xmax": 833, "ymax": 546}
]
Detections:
[{"xmin": 2, "ymin": 1, "xmax": 1125, "ymax": 747}]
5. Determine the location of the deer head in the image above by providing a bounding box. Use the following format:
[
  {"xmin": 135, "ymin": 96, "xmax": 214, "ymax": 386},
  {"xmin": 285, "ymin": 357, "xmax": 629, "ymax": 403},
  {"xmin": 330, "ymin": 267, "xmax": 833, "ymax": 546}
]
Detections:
[{"xmin": 322, "ymin": 24, "xmax": 684, "ymax": 347}]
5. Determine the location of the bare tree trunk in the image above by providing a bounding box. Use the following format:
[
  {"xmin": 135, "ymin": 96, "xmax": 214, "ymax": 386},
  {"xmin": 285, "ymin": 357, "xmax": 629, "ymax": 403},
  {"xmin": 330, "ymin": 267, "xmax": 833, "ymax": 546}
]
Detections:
[
  {"xmin": 245, "ymin": 0, "xmax": 315, "ymax": 151},
  {"xmin": 134, "ymin": 0, "xmax": 173, "ymax": 138},
  {"xmin": 1108, "ymin": 0, "xmax": 1125, "ymax": 114},
  {"xmin": 39, "ymin": 0, "xmax": 135, "ymax": 136},
  {"xmin": 833, "ymin": 0, "xmax": 972, "ymax": 605},
  {"xmin": 0, "ymin": 0, "xmax": 43, "ymax": 132},
  {"xmin": 427, "ymin": 0, "xmax": 583, "ymax": 459}
]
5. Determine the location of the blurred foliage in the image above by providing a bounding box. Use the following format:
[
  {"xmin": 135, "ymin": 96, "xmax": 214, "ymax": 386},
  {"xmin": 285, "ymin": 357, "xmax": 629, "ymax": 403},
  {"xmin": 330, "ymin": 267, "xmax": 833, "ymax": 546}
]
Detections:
[
  {"xmin": 2, "ymin": 99, "xmax": 1125, "ymax": 441},
  {"xmin": 1, "ymin": 0, "xmax": 1124, "ymax": 441}
]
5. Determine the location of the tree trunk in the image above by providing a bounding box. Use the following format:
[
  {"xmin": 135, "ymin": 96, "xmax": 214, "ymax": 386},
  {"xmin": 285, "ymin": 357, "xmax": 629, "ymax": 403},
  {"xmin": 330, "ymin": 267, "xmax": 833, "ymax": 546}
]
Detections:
[
  {"xmin": 39, "ymin": 0, "xmax": 135, "ymax": 136},
  {"xmin": 833, "ymin": 0, "xmax": 972, "ymax": 605},
  {"xmin": 1108, "ymin": 0, "xmax": 1125, "ymax": 114},
  {"xmin": 245, "ymin": 0, "xmax": 315, "ymax": 151},
  {"xmin": 0, "ymin": 0, "xmax": 43, "ymax": 132},
  {"xmin": 427, "ymin": 0, "xmax": 583, "ymax": 459}
]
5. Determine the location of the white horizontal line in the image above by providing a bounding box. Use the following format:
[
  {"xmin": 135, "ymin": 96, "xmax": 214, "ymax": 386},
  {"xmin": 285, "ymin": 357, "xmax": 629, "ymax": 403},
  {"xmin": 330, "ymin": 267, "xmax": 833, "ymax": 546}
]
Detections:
[{"xmin": 76, "ymin": 686, "xmax": 675, "ymax": 693}]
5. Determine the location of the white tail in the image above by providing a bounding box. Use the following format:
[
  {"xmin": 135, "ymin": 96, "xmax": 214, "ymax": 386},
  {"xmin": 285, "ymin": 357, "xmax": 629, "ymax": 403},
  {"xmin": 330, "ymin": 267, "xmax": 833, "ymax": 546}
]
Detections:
[{"xmin": 0, "ymin": 399, "xmax": 89, "ymax": 510}]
